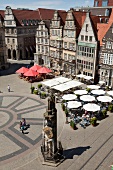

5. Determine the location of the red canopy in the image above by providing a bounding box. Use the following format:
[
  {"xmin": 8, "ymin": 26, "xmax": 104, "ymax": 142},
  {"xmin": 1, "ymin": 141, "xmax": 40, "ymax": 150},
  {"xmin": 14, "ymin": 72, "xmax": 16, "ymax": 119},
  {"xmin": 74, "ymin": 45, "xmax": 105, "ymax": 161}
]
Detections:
[
  {"xmin": 16, "ymin": 67, "xmax": 29, "ymax": 74},
  {"xmin": 24, "ymin": 69, "xmax": 39, "ymax": 77},
  {"xmin": 30, "ymin": 64, "xmax": 42, "ymax": 71},
  {"xmin": 37, "ymin": 67, "xmax": 52, "ymax": 74}
]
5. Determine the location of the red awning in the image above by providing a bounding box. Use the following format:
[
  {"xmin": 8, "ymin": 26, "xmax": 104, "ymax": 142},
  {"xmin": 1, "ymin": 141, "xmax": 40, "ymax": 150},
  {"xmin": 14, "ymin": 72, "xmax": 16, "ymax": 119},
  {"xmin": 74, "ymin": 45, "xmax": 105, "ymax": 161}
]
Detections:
[
  {"xmin": 24, "ymin": 69, "xmax": 39, "ymax": 77},
  {"xmin": 30, "ymin": 64, "xmax": 42, "ymax": 71},
  {"xmin": 37, "ymin": 67, "xmax": 52, "ymax": 73},
  {"xmin": 16, "ymin": 67, "xmax": 29, "ymax": 74}
]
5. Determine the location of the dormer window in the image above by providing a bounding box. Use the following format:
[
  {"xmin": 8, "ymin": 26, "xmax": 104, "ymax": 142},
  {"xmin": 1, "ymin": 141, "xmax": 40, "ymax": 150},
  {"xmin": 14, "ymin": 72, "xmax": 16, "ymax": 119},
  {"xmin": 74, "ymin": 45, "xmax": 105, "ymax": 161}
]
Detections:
[{"xmin": 106, "ymin": 41, "xmax": 112, "ymax": 49}]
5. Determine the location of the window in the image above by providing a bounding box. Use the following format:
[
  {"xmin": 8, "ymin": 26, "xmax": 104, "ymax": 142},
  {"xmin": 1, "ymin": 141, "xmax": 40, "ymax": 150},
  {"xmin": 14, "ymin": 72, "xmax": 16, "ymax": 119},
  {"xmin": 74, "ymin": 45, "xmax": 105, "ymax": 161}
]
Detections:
[
  {"xmin": 85, "ymin": 36, "xmax": 88, "ymax": 41},
  {"xmin": 95, "ymin": 1, "xmax": 98, "ymax": 7},
  {"xmin": 86, "ymin": 24, "xmax": 88, "ymax": 32},
  {"xmin": 106, "ymin": 41, "xmax": 112, "ymax": 49},
  {"xmin": 81, "ymin": 35, "xmax": 84, "ymax": 41},
  {"xmin": 7, "ymin": 21, "xmax": 12, "ymax": 25},
  {"xmin": 7, "ymin": 38, "xmax": 10, "ymax": 43},
  {"xmin": 38, "ymin": 38, "xmax": 40, "ymax": 43},
  {"xmin": 45, "ymin": 39, "xmax": 48, "ymax": 44},
  {"xmin": 70, "ymin": 21, "xmax": 72, "ymax": 27},
  {"xmin": 64, "ymin": 53, "xmax": 67, "ymax": 60},
  {"xmin": 64, "ymin": 42, "xmax": 67, "ymax": 48},
  {"xmin": 38, "ymin": 46, "xmax": 40, "ymax": 52},
  {"xmin": 89, "ymin": 36, "xmax": 92, "ymax": 42},
  {"xmin": 41, "ymin": 25, "xmax": 43, "ymax": 30},
  {"xmin": 102, "ymin": 0, "xmax": 108, "ymax": 7},
  {"xmin": 41, "ymin": 32, "xmax": 43, "ymax": 36},
  {"xmin": 12, "ymin": 39, "xmax": 15, "ymax": 43}
]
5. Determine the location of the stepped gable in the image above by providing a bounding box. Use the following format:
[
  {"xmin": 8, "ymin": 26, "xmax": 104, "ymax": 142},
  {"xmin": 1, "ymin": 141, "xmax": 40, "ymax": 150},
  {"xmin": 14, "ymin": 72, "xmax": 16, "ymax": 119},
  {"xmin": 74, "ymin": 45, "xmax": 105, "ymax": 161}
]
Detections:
[
  {"xmin": 97, "ymin": 8, "xmax": 113, "ymax": 46},
  {"xmin": 73, "ymin": 11, "xmax": 86, "ymax": 37},
  {"xmin": 58, "ymin": 11, "xmax": 67, "ymax": 26}
]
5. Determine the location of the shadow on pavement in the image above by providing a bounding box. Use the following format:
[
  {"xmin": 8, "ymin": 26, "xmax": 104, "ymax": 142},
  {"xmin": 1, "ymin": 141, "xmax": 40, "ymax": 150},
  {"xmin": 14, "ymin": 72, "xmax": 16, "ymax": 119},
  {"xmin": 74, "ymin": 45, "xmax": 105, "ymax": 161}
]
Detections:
[
  {"xmin": 63, "ymin": 146, "xmax": 91, "ymax": 159},
  {"xmin": 0, "ymin": 63, "xmax": 30, "ymax": 76}
]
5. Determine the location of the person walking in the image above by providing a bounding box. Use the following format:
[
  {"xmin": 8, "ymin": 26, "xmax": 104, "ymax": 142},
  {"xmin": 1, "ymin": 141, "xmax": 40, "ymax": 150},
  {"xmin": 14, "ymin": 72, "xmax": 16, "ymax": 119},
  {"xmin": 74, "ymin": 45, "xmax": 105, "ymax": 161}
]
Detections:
[{"xmin": 7, "ymin": 85, "xmax": 10, "ymax": 92}]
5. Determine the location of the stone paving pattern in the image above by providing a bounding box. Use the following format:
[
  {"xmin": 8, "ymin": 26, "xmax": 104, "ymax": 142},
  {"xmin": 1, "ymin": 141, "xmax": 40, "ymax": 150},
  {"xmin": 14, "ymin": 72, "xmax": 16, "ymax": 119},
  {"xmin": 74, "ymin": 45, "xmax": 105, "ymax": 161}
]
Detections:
[{"xmin": 0, "ymin": 60, "xmax": 113, "ymax": 170}]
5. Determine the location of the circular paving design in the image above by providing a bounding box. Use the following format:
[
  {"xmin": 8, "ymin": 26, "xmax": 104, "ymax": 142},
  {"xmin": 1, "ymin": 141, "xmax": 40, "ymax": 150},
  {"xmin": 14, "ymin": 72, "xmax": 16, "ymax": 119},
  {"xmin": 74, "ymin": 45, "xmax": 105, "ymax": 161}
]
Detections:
[{"xmin": 0, "ymin": 94, "xmax": 47, "ymax": 163}]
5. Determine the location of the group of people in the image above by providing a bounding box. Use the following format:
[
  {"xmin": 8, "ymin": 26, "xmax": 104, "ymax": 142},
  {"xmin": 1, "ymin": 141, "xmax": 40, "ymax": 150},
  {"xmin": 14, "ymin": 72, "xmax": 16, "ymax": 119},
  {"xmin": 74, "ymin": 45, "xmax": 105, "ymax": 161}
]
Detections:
[{"xmin": 19, "ymin": 118, "xmax": 30, "ymax": 134}]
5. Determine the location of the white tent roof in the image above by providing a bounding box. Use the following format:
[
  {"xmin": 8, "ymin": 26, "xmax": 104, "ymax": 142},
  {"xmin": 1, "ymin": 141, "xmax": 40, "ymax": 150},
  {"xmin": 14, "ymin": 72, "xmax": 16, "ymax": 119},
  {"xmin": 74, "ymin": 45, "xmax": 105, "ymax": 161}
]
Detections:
[
  {"xmin": 83, "ymin": 75, "xmax": 93, "ymax": 80},
  {"xmin": 53, "ymin": 77, "xmax": 71, "ymax": 83},
  {"xmin": 42, "ymin": 77, "xmax": 71, "ymax": 87},
  {"xmin": 76, "ymin": 74, "xmax": 86, "ymax": 78},
  {"xmin": 42, "ymin": 79, "xmax": 60, "ymax": 87},
  {"xmin": 52, "ymin": 80, "xmax": 83, "ymax": 92}
]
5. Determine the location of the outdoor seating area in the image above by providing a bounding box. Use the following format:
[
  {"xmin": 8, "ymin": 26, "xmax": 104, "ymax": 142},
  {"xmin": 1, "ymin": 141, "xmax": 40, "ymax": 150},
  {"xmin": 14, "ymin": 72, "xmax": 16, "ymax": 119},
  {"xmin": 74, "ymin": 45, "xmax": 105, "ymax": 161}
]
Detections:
[
  {"xmin": 16, "ymin": 65, "xmax": 55, "ymax": 83},
  {"xmin": 60, "ymin": 84, "xmax": 113, "ymax": 130}
]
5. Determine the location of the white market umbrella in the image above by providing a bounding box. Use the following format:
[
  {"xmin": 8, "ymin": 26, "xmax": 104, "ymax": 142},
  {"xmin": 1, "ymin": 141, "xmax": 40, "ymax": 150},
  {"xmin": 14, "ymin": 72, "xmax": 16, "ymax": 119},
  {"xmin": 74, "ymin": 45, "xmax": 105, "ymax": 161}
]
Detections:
[
  {"xmin": 74, "ymin": 90, "xmax": 88, "ymax": 95},
  {"xmin": 80, "ymin": 95, "xmax": 95, "ymax": 102},
  {"xmin": 91, "ymin": 89, "xmax": 105, "ymax": 95},
  {"xmin": 67, "ymin": 101, "xmax": 82, "ymax": 109},
  {"xmin": 76, "ymin": 74, "xmax": 86, "ymax": 78},
  {"xmin": 87, "ymin": 85, "xmax": 100, "ymax": 89},
  {"xmin": 107, "ymin": 91, "xmax": 113, "ymax": 96},
  {"xmin": 83, "ymin": 103, "xmax": 100, "ymax": 112},
  {"xmin": 62, "ymin": 94, "xmax": 77, "ymax": 101},
  {"xmin": 99, "ymin": 81, "xmax": 105, "ymax": 85},
  {"xmin": 97, "ymin": 96, "xmax": 112, "ymax": 103}
]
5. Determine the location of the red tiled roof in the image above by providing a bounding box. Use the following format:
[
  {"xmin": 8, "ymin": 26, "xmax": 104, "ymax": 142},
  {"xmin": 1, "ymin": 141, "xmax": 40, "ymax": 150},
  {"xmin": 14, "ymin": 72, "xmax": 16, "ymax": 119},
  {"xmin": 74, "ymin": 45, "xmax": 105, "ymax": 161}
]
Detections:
[
  {"xmin": 0, "ymin": 10, "xmax": 5, "ymax": 18},
  {"xmin": 58, "ymin": 11, "xmax": 67, "ymax": 26},
  {"xmin": 97, "ymin": 8, "xmax": 113, "ymax": 46},
  {"xmin": 38, "ymin": 8, "xmax": 55, "ymax": 20},
  {"xmin": 73, "ymin": 11, "xmax": 86, "ymax": 37},
  {"xmin": 12, "ymin": 9, "xmax": 40, "ymax": 25}
]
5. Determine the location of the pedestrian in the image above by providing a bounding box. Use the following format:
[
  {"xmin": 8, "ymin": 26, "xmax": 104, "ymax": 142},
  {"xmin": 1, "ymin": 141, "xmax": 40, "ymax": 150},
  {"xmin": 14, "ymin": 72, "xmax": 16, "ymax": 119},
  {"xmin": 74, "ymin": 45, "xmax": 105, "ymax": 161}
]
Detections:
[{"xmin": 7, "ymin": 85, "xmax": 10, "ymax": 92}]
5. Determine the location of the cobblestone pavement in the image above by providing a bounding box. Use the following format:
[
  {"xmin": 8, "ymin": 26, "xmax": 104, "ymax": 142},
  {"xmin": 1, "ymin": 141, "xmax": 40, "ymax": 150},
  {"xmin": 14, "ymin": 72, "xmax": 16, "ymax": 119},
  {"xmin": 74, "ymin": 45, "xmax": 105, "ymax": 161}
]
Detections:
[{"xmin": 0, "ymin": 61, "xmax": 113, "ymax": 170}]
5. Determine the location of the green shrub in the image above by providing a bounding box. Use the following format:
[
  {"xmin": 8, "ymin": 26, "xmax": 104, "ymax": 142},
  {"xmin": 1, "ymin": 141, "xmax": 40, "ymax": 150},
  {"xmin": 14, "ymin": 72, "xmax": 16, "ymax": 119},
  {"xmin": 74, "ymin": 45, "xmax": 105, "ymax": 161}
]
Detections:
[
  {"xmin": 102, "ymin": 109, "xmax": 107, "ymax": 118},
  {"xmin": 86, "ymin": 88, "xmax": 91, "ymax": 93},
  {"xmin": 108, "ymin": 104, "xmax": 113, "ymax": 112},
  {"xmin": 41, "ymin": 92, "xmax": 46, "ymax": 98},
  {"xmin": 33, "ymin": 89, "xmax": 38, "ymax": 95},
  {"xmin": 90, "ymin": 117, "xmax": 97, "ymax": 126},
  {"xmin": 70, "ymin": 120, "xmax": 75, "ymax": 130},
  {"xmin": 61, "ymin": 103, "xmax": 65, "ymax": 111},
  {"xmin": 38, "ymin": 84, "xmax": 42, "ymax": 89}
]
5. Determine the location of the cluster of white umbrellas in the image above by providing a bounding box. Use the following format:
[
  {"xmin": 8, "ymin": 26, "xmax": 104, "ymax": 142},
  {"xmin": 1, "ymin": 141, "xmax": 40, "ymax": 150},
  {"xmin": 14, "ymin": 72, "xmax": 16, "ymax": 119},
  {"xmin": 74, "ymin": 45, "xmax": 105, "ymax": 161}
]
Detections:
[{"xmin": 62, "ymin": 87, "xmax": 113, "ymax": 112}]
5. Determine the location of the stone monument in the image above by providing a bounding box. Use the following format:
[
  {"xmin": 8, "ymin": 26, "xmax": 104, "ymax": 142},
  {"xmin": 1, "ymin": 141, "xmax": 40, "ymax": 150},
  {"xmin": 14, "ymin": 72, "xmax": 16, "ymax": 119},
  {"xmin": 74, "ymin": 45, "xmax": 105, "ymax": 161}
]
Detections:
[{"xmin": 41, "ymin": 91, "xmax": 64, "ymax": 166}]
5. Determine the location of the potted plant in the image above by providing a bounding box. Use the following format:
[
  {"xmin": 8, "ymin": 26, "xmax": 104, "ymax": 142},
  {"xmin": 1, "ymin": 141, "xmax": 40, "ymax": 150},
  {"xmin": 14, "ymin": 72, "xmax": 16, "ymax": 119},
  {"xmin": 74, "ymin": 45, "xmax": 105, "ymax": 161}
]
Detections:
[
  {"xmin": 38, "ymin": 83, "xmax": 42, "ymax": 89},
  {"xmin": 33, "ymin": 89, "xmax": 38, "ymax": 95},
  {"xmin": 90, "ymin": 117, "xmax": 97, "ymax": 126},
  {"xmin": 61, "ymin": 103, "xmax": 65, "ymax": 111},
  {"xmin": 41, "ymin": 92, "xmax": 46, "ymax": 98},
  {"xmin": 30, "ymin": 86, "xmax": 35, "ymax": 94},
  {"xmin": 108, "ymin": 104, "xmax": 113, "ymax": 112},
  {"xmin": 86, "ymin": 88, "xmax": 91, "ymax": 93},
  {"xmin": 102, "ymin": 109, "xmax": 107, "ymax": 118},
  {"xmin": 70, "ymin": 120, "xmax": 76, "ymax": 130}
]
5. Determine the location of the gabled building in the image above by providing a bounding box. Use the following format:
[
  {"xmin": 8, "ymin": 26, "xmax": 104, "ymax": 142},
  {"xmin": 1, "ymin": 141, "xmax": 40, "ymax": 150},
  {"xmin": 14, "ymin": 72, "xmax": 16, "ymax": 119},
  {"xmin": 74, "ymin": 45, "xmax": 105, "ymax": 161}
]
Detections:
[
  {"xmin": 62, "ymin": 9, "xmax": 76, "ymax": 75},
  {"xmin": 77, "ymin": 12, "xmax": 100, "ymax": 83},
  {"xmin": 94, "ymin": 0, "xmax": 113, "ymax": 7},
  {"xmin": 34, "ymin": 20, "xmax": 51, "ymax": 66},
  {"xmin": 99, "ymin": 9, "xmax": 113, "ymax": 86},
  {"xmin": 49, "ymin": 10, "xmax": 67, "ymax": 71},
  {"xmin": 0, "ymin": 11, "xmax": 7, "ymax": 69}
]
